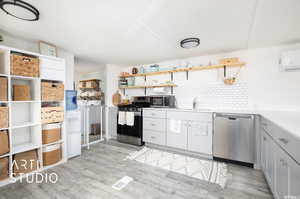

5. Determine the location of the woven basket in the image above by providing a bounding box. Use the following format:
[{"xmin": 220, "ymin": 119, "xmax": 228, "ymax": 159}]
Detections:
[
  {"xmin": 42, "ymin": 82, "xmax": 64, "ymax": 101},
  {"xmin": 0, "ymin": 107, "xmax": 8, "ymax": 129},
  {"xmin": 41, "ymin": 107, "xmax": 64, "ymax": 124},
  {"xmin": 11, "ymin": 54, "xmax": 40, "ymax": 77}
]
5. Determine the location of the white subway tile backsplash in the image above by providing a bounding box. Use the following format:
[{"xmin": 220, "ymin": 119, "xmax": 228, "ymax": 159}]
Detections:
[{"xmin": 196, "ymin": 82, "xmax": 249, "ymax": 109}]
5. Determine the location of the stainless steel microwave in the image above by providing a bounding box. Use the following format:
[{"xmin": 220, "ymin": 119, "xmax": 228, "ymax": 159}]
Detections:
[{"xmin": 133, "ymin": 95, "xmax": 176, "ymax": 108}]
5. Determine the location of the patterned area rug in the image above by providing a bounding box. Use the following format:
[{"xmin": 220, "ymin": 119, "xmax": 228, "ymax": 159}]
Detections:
[{"xmin": 126, "ymin": 147, "xmax": 228, "ymax": 188}]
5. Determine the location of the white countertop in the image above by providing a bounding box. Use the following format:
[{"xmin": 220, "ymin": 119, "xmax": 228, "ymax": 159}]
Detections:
[
  {"xmin": 143, "ymin": 107, "xmax": 257, "ymax": 114},
  {"xmin": 258, "ymin": 110, "xmax": 300, "ymax": 139},
  {"xmin": 143, "ymin": 107, "xmax": 300, "ymax": 139}
]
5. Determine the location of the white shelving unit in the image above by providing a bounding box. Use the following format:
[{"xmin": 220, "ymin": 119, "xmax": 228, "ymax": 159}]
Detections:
[{"xmin": 0, "ymin": 45, "xmax": 67, "ymax": 187}]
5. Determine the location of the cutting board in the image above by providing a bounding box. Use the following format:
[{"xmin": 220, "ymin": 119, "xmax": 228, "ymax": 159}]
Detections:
[{"xmin": 112, "ymin": 91, "xmax": 121, "ymax": 106}]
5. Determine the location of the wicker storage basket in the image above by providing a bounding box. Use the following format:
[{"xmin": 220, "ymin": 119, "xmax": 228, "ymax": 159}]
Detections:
[
  {"xmin": 43, "ymin": 144, "xmax": 62, "ymax": 166},
  {"xmin": 11, "ymin": 54, "xmax": 40, "ymax": 77},
  {"xmin": 13, "ymin": 150, "xmax": 38, "ymax": 176},
  {"xmin": 79, "ymin": 79, "xmax": 100, "ymax": 89},
  {"xmin": 41, "ymin": 82, "xmax": 64, "ymax": 101},
  {"xmin": 0, "ymin": 107, "xmax": 8, "ymax": 129},
  {"xmin": 41, "ymin": 107, "xmax": 64, "ymax": 124},
  {"xmin": 0, "ymin": 130, "xmax": 9, "ymax": 156},
  {"xmin": 13, "ymin": 85, "xmax": 31, "ymax": 101},
  {"xmin": 0, "ymin": 77, "xmax": 8, "ymax": 101},
  {"xmin": 0, "ymin": 157, "xmax": 9, "ymax": 180},
  {"xmin": 42, "ymin": 123, "xmax": 61, "ymax": 144}
]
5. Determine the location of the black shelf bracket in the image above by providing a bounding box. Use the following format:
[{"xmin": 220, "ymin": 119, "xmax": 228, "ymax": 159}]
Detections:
[
  {"xmin": 144, "ymin": 75, "xmax": 147, "ymax": 96},
  {"xmin": 186, "ymin": 71, "xmax": 189, "ymax": 80}
]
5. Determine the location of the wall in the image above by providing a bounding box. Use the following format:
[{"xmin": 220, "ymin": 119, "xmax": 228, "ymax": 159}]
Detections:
[
  {"xmin": 0, "ymin": 30, "xmax": 75, "ymax": 89},
  {"xmin": 118, "ymin": 43, "xmax": 300, "ymax": 111},
  {"xmin": 105, "ymin": 64, "xmax": 127, "ymax": 139},
  {"xmin": 105, "ymin": 64, "xmax": 127, "ymax": 107}
]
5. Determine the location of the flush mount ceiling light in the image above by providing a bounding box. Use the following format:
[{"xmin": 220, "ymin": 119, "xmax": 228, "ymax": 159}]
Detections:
[
  {"xmin": 0, "ymin": 0, "xmax": 39, "ymax": 21},
  {"xmin": 180, "ymin": 38, "xmax": 200, "ymax": 49}
]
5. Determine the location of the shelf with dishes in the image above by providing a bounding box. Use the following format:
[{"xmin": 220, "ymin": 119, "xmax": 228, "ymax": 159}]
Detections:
[
  {"xmin": 119, "ymin": 62, "xmax": 246, "ymax": 78},
  {"xmin": 119, "ymin": 84, "xmax": 177, "ymax": 89}
]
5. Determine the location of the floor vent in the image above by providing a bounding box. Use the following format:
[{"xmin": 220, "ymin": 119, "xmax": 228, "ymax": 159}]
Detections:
[{"xmin": 112, "ymin": 176, "xmax": 133, "ymax": 191}]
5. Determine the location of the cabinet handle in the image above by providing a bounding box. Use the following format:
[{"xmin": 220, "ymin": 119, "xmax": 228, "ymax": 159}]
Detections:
[
  {"xmin": 279, "ymin": 138, "xmax": 289, "ymax": 144},
  {"xmin": 150, "ymin": 136, "xmax": 155, "ymax": 139},
  {"xmin": 151, "ymin": 123, "xmax": 156, "ymax": 126}
]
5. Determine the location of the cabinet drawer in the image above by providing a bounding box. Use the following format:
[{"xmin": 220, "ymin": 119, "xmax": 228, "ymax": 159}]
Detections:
[
  {"xmin": 262, "ymin": 117, "xmax": 300, "ymax": 164},
  {"xmin": 40, "ymin": 58, "xmax": 65, "ymax": 70},
  {"xmin": 143, "ymin": 130, "xmax": 166, "ymax": 145},
  {"xmin": 261, "ymin": 117, "xmax": 277, "ymax": 138},
  {"xmin": 275, "ymin": 126, "xmax": 300, "ymax": 164},
  {"xmin": 143, "ymin": 110, "xmax": 166, "ymax": 118},
  {"xmin": 167, "ymin": 111, "xmax": 212, "ymax": 122},
  {"xmin": 143, "ymin": 118, "xmax": 165, "ymax": 132},
  {"xmin": 41, "ymin": 68, "xmax": 65, "ymax": 81}
]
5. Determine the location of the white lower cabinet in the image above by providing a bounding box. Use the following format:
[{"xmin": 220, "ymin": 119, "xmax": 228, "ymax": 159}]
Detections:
[
  {"xmin": 166, "ymin": 111, "xmax": 212, "ymax": 154},
  {"xmin": 166, "ymin": 119, "xmax": 188, "ymax": 150},
  {"xmin": 261, "ymin": 129, "xmax": 275, "ymax": 191},
  {"xmin": 261, "ymin": 118, "xmax": 300, "ymax": 199},
  {"xmin": 143, "ymin": 130, "xmax": 166, "ymax": 145},
  {"xmin": 289, "ymin": 158, "xmax": 300, "ymax": 198},
  {"xmin": 143, "ymin": 109, "xmax": 213, "ymax": 156},
  {"xmin": 274, "ymin": 145, "xmax": 289, "ymax": 199},
  {"xmin": 143, "ymin": 110, "xmax": 167, "ymax": 146},
  {"xmin": 187, "ymin": 121, "xmax": 212, "ymax": 155}
]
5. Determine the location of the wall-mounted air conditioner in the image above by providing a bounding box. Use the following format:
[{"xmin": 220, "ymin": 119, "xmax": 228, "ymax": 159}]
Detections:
[{"xmin": 280, "ymin": 49, "xmax": 300, "ymax": 72}]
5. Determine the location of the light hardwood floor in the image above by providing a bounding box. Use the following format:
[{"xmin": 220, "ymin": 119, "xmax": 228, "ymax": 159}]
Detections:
[{"xmin": 0, "ymin": 140, "xmax": 273, "ymax": 199}]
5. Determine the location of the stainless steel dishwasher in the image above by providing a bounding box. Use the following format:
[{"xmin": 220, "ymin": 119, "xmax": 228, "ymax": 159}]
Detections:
[{"xmin": 213, "ymin": 113, "xmax": 255, "ymax": 166}]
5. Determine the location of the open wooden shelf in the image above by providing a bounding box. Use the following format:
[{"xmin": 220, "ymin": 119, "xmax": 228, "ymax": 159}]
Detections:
[
  {"xmin": 120, "ymin": 84, "xmax": 177, "ymax": 89},
  {"xmin": 120, "ymin": 62, "xmax": 246, "ymax": 78}
]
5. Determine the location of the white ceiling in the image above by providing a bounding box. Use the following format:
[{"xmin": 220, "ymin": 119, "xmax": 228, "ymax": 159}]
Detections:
[{"xmin": 0, "ymin": 0, "xmax": 300, "ymax": 65}]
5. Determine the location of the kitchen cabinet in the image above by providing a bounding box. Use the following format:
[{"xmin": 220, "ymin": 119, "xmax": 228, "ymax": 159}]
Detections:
[
  {"xmin": 260, "ymin": 117, "xmax": 300, "ymax": 199},
  {"xmin": 143, "ymin": 130, "xmax": 166, "ymax": 145},
  {"xmin": 143, "ymin": 109, "xmax": 212, "ymax": 156},
  {"xmin": 166, "ymin": 119, "xmax": 188, "ymax": 150},
  {"xmin": 261, "ymin": 129, "xmax": 275, "ymax": 191},
  {"xmin": 143, "ymin": 109, "xmax": 166, "ymax": 119},
  {"xmin": 143, "ymin": 109, "xmax": 167, "ymax": 146},
  {"xmin": 274, "ymin": 145, "xmax": 290, "ymax": 199},
  {"xmin": 40, "ymin": 57, "xmax": 65, "ymax": 81},
  {"xmin": 166, "ymin": 111, "xmax": 213, "ymax": 154},
  {"xmin": 289, "ymin": 158, "xmax": 300, "ymax": 198},
  {"xmin": 143, "ymin": 118, "xmax": 166, "ymax": 132},
  {"xmin": 188, "ymin": 121, "xmax": 212, "ymax": 155}
]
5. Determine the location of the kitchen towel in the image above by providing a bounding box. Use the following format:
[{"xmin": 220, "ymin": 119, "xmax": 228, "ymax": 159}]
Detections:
[
  {"xmin": 126, "ymin": 112, "xmax": 135, "ymax": 126},
  {"xmin": 169, "ymin": 119, "xmax": 181, "ymax": 134},
  {"xmin": 118, "ymin": 111, "xmax": 126, "ymax": 125}
]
